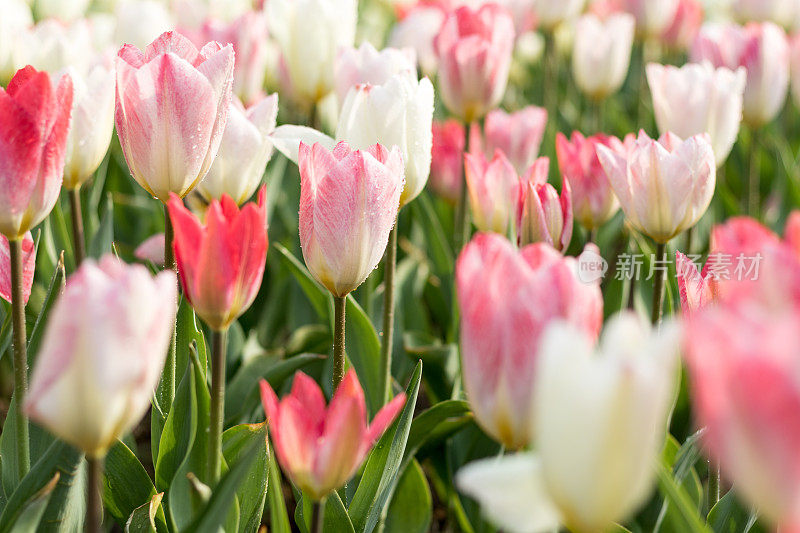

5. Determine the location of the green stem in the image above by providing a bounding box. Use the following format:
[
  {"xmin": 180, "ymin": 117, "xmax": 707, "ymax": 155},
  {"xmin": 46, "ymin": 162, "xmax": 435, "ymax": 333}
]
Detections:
[
  {"xmin": 707, "ymin": 460, "xmax": 720, "ymax": 512},
  {"xmin": 379, "ymin": 224, "xmax": 398, "ymax": 404},
  {"xmin": 684, "ymin": 226, "xmax": 694, "ymax": 255},
  {"xmin": 311, "ymin": 498, "xmax": 325, "ymax": 533},
  {"xmin": 9, "ymin": 238, "xmax": 29, "ymax": 479},
  {"xmin": 651, "ymin": 242, "xmax": 667, "ymax": 326},
  {"xmin": 636, "ymin": 41, "xmax": 647, "ymax": 127},
  {"xmin": 162, "ymin": 203, "xmax": 177, "ymax": 412},
  {"xmin": 209, "ymin": 328, "xmax": 227, "ymax": 485},
  {"xmin": 748, "ymin": 128, "xmax": 761, "ymax": 217},
  {"xmin": 453, "ymin": 122, "xmax": 472, "ymax": 252},
  {"xmin": 587, "ymin": 228, "xmax": 597, "ymax": 245},
  {"xmin": 68, "ymin": 187, "xmax": 86, "ymax": 266},
  {"xmin": 86, "ymin": 455, "xmax": 103, "ymax": 533},
  {"xmin": 333, "ymin": 296, "xmax": 347, "ymax": 391},
  {"xmin": 544, "ymin": 31, "xmax": 558, "ymax": 144}
]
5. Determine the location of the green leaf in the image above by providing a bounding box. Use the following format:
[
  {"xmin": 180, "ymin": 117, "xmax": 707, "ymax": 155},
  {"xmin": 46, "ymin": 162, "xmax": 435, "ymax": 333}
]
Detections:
[
  {"xmin": 1, "ymin": 398, "xmax": 57, "ymax": 496},
  {"xmin": 348, "ymin": 362, "xmax": 422, "ymax": 533},
  {"xmin": 88, "ymin": 193, "xmax": 114, "ymax": 259},
  {"xmin": 102, "ymin": 440, "xmax": 167, "ymax": 533},
  {"xmin": 7, "ymin": 473, "xmax": 58, "ymax": 533},
  {"xmin": 410, "ymin": 192, "xmax": 453, "ymax": 275},
  {"xmin": 267, "ymin": 447, "xmax": 292, "ymax": 533},
  {"xmin": 222, "ymin": 423, "xmax": 269, "ymax": 533},
  {"xmin": 26, "ymin": 253, "xmax": 65, "ymax": 365},
  {"xmin": 295, "ymin": 491, "xmax": 355, "ymax": 533},
  {"xmin": 186, "ymin": 437, "xmax": 263, "ymax": 533},
  {"xmin": 383, "ymin": 460, "xmax": 431, "ymax": 533},
  {"xmin": 225, "ymin": 352, "xmax": 324, "ymax": 425},
  {"xmin": 37, "ymin": 455, "xmax": 86, "ymax": 532},
  {"xmin": 154, "ymin": 362, "xmax": 198, "ymax": 492},
  {"xmin": 274, "ymin": 243, "xmax": 332, "ymax": 323},
  {"xmin": 125, "ymin": 493, "xmax": 164, "ymax": 533},
  {"xmin": 404, "ymin": 400, "xmax": 472, "ymax": 467},
  {"xmin": 656, "ymin": 432, "xmax": 704, "ymax": 533},
  {"xmin": 404, "ymin": 333, "xmax": 459, "ymax": 404},
  {"xmin": 656, "ymin": 462, "xmax": 712, "ymax": 533},
  {"xmin": 344, "ymin": 294, "xmax": 382, "ymax": 415},
  {"xmin": 707, "ymin": 490, "xmax": 760, "ymax": 533},
  {"xmin": 0, "ymin": 439, "xmax": 83, "ymax": 533}
]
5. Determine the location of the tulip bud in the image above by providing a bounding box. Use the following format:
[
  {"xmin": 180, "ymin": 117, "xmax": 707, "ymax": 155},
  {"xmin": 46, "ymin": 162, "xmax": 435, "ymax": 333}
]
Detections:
[
  {"xmin": 675, "ymin": 250, "xmax": 717, "ymax": 315},
  {"xmin": 62, "ymin": 60, "xmax": 116, "ymax": 190},
  {"xmin": 267, "ymin": 0, "xmax": 357, "ymax": 104},
  {"xmin": 470, "ymin": 106, "xmax": 547, "ymax": 176},
  {"xmin": 0, "ymin": 232, "xmax": 35, "ymax": 305},
  {"xmin": 0, "ymin": 66, "xmax": 73, "ymax": 240},
  {"xmin": 647, "ymin": 62, "xmax": 745, "ymax": 167},
  {"xmin": 337, "ymin": 72, "xmax": 434, "ymax": 207},
  {"xmin": 556, "ymin": 131, "xmax": 623, "ymax": 231},
  {"xmin": 334, "ymin": 42, "xmax": 417, "ymax": 107},
  {"xmin": 261, "ymin": 370, "xmax": 406, "ymax": 500},
  {"xmin": 0, "ymin": 0, "xmax": 31, "ymax": 84},
  {"xmin": 464, "ymin": 150, "xmax": 524, "ymax": 236},
  {"xmin": 298, "ymin": 142, "xmax": 405, "ymax": 297},
  {"xmin": 457, "ymin": 233, "xmax": 603, "ymax": 449},
  {"xmin": 519, "ymin": 161, "xmax": 572, "ymax": 252},
  {"xmin": 533, "ymin": 0, "xmax": 587, "ymax": 30},
  {"xmin": 168, "ymin": 187, "xmax": 268, "ymax": 331},
  {"xmin": 597, "ymin": 131, "xmax": 716, "ymax": 243},
  {"xmin": 572, "ymin": 13, "xmax": 635, "ymax": 100},
  {"xmin": 621, "ymin": 0, "xmax": 679, "ymax": 38},
  {"xmin": 115, "ymin": 32, "xmax": 235, "ymax": 202},
  {"xmin": 430, "ymin": 119, "xmax": 465, "ymax": 204},
  {"xmin": 25, "ymin": 256, "xmax": 177, "ymax": 457},
  {"xmin": 389, "ymin": 5, "xmax": 446, "ymax": 77},
  {"xmin": 692, "ymin": 22, "xmax": 790, "ymax": 128},
  {"xmin": 434, "ymin": 4, "xmax": 515, "ymax": 123},
  {"xmin": 196, "ymin": 94, "xmax": 279, "ymax": 205},
  {"xmin": 534, "ymin": 313, "xmax": 680, "ymax": 532}
]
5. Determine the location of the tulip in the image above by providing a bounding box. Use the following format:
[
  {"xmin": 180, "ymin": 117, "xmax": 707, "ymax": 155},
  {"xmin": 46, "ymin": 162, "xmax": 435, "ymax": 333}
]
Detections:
[
  {"xmin": 434, "ymin": 4, "xmax": 515, "ymax": 123},
  {"xmin": 0, "ymin": 232, "xmax": 35, "ymax": 305},
  {"xmin": 691, "ymin": 22, "xmax": 790, "ymax": 128},
  {"xmin": 620, "ymin": 0, "xmax": 679, "ymax": 38},
  {"xmin": 187, "ymin": 11, "xmax": 271, "ymax": 105},
  {"xmin": 518, "ymin": 159, "xmax": 572, "ymax": 251},
  {"xmin": 731, "ymin": 0, "xmax": 797, "ymax": 28},
  {"xmin": 0, "ymin": 0, "xmax": 31, "ymax": 83},
  {"xmin": 596, "ymin": 130, "xmax": 715, "ymax": 244},
  {"xmin": 134, "ymin": 233, "xmax": 165, "ymax": 266},
  {"xmin": 388, "ymin": 5, "xmax": 446, "ymax": 77},
  {"xmin": 25, "ymin": 256, "xmax": 177, "ymax": 457},
  {"xmin": 430, "ymin": 119, "xmax": 465, "ymax": 203},
  {"xmin": 660, "ymin": 0, "xmax": 703, "ymax": 51},
  {"xmin": 337, "ymin": 71, "xmax": 434, "ymax": 207},
  {"xmin": 267, "ymin": 0, "xmax": 357, "ymax": 105},
  {"xmin": 470, "ymin": 106, "xmax": 548, "ymax": 175},
  {"xmin": 113, "ymin": 0, "xmax": 174, "ymax": 50},
  {"xmin": 533, "ymin": 0, "xmax": 587, "ymax": 30},
  {"xmin": 261, "ymin": 370, "xmax": 406, "ymax": 500},
  {"xmin": 647, "ymin": 62, "xmax": 745, "ymax": 167},
  {"xmin": 464, "ymin": 150, "xmax": 524, "ymax": 236},
  {"xmin": 334, "ymin": 42, "xmax": 417, "ymax": 107},
  {"xmin": 14, "ymin": 19, "xmax": 95, "ymax": 75},
  {"xmin": 456, "ymin": 233, "xmax": 603, "ymax": 448},
  {"xmin": 556, "ymin": 131, "xmax": 624, "ymax": 231},
  {"xmin": 115, "ymin": 31, "xmax": 235, "ymax": 202},
  {"xmin": 675, "ymin": 250, "xmax": 717, "ymax": 314},
  {"xmin": 196, "ymin": 94, "xmax": 279, "ymax": 205},
  {"xmin": 0, "ymin": 66, "xmax": 74, "ymax": 240},
  {"xmin": 572, "ymin": 13, "xmax": 635, "ymax": 101}
]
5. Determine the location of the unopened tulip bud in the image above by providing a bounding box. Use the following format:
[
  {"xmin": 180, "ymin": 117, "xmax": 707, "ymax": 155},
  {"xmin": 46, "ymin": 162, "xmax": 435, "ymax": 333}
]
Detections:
[{"xmin": 519, "ymin": 159, "xmax": 573, "ymax": 251}]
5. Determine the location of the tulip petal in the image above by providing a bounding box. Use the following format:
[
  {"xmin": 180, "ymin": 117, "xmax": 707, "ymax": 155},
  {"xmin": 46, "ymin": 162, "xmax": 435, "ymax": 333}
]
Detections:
[
  {"xmin": 0, "ymin": 233, "xmax": 36, "ymax": 304},
  {"xmin": 271, "ymin": 125, "xmax": 336, "ymax": 164}
]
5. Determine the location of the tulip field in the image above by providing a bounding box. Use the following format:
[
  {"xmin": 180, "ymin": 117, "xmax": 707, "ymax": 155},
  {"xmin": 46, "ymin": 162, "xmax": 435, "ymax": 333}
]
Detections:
[{"xmin": 3, "ymin": 0, "xmax": 800, "ymax": 531}]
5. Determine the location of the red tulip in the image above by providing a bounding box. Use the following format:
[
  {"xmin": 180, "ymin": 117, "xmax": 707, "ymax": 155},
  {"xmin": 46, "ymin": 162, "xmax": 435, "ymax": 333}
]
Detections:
[
  {"xmin": 167, "ymin": 186, "xmax": 268, "ymax": 331},
  {"xmin": 434, "ymin": 4, "xmax": 515, "ymax": 122},
  {"xmin": 457, "ymin": 233, "xmax": 603, "ymax": 448},
  {"xmin": 430, "ymin": 119, "xmax": 465, "ymax": 203},
  {"xmin": 260, "ymin": 370, "xmax": 406, "ymax": 500},
  {"xmin": 0, "ymin": 66, "xmax": 73, "ymax": 239},
  {"xmin": 0, "ymin": 232, "xmax": 35, "ymax": 304}
]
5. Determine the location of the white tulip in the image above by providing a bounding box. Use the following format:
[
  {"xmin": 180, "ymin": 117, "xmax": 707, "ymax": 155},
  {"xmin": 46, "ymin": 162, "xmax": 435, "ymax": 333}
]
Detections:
[
  {"xmin": 388, "ymin": 5, "xmax": 445, "ymax": 76},
  {"xmin": 114, "ymin": 1, "xmax": 173, "ymax": 50},
  {"xmin": 647, "ymin": 61, "xmax": 746, "ymax": 166},
  {"xmin": 534, "ymin": 0, "xmax": 586, "ymax": 30},
  {"xmin": 267, "ymin": 0, "xmax": 357, "ymax": 104},
  {"xmin": 572, "ymin": 13, "xmax": 635, "ymax": 100},
  {"xmin": 334, "ymin": 42, "xmax": 417, "ymax": 107},
  {"xmin": 197, "ymin": 94, "xmax": 279, "ymax": 205},
  {"xmin": 14, "ymin": 19, "xmax": 95, "ymax": 75},
  {"xmin": 0, "ymin": 0, "xmax": 32, "ymax": 83}
]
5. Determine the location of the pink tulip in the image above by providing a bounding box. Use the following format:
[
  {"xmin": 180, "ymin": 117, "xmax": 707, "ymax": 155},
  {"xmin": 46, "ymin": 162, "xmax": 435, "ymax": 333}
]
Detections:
[
  {"xmin": 572, "ymin": 13, "xmax": 636, "ymax": 101},
  {"xmin": 388, "ymin": 4, "xmax": 446, "ymax": 77},
  {"xmin": 135, "ymin": 233, "xmax": 165, "ymax": 266},
  {"xmin": 0, "ymin": 66, "xmax": 73, "ymax": 240},
  {"xmin": 519, "ymin": 159, "xmax": 573, "ymax": 251},
  {"xmin": 556, "ymin": 131, "xmax": 624, "ymax": 231},
  {"xmin": 25, "ymin": 256, "xmax": 177, "ymax": 457},
  {"xmin": 675, "ymin": 250, "xmax": 717, "ymax": 314},
  {"xmin": 298, "ymin": 141, "xmax": 405, "ymax": 297},
  {"xmin": 457, "ymin": 233, "xmax": 603, "ymax": 448},
  {"xmin": 260, "ymin": 370, "xmax": 406, "ymax": 500},
  {"xmin": 0, "ymin": 232, "xmax": 35, "ymax": 305},
  {"xmin": 464, "ymin": 149, "xmax": 524, "ymax": 236},
  {"xmin": 660, "ymin": 0, "xmax": 703, "ymax": 51},
  {"xmin": 168, "ymin": 187, "xmax": 268, "ymax": 331},
  {"xmin": 430, "ymin": 119, "xmax": 465, "ymax": 204},
  {"xmin": 785, "ymin": 211, "xmax": 800, "ymax": 258},
  {"xmin": 434, "ymin": 4, "xmax": 515, "ymax": 122},
  {"xmin": 620, "ymin": 0, "xmax": 679, "ymax": 38},
  {"xmin": 470, "ymin": 106, "xmax": 547, "ymax": 175},
  {"xmin": 596, "ymin": 130, "xmax": 715, "ymax": 243},
  {"xmin": 185, "ymin": 11, "xmax": 270, "ymax": 105},
  {"xmin": 115, "ymin": 31, "xmax": 235, "ymax": 202},
  {"xmin": 692, "ymin": 22, "xmax": 790, "ymax": 128}
]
